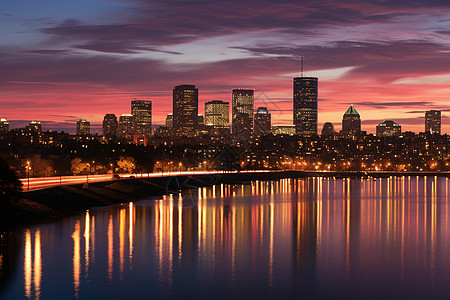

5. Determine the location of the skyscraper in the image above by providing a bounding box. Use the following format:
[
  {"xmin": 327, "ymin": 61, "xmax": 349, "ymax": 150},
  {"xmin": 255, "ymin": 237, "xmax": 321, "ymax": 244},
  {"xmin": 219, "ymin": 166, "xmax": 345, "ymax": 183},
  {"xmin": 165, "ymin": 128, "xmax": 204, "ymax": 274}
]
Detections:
[
  {"xmin": 27, "ymin": 121, "xmax": 42, "ymax": 133},
  {"xmin": 322, "ymin": 122, "xmax": 336, "ymax": 137},
  {"xmin": 118, "ymin": 114, "xmax": 135, "ymax": 139},
  {"xmin": 198, "ymin": 114, "xmax": 204, "ymax": 125},
  {"xmin": 205, "ymin": 100, "xmax": 229, "ymax": 135},
  {"xmin": 293, "ymin": 77, "xmax": 318, "ymax": 136},
  {"xmin": 76, "ymin": 119, "xmax": 90, "ymax": 135},
  {"xmin": 103, "ymin": 114, "xmax": 118, "ymax": 138},
  {"xmin": 254, "ymin": 107, "xmax": 271, "ymax": 137},
  {"xmin": 166, "ymin": 114, "xmax": 173, "ymax": 128},
  {"xmin": 232, "ymin": 89, "xmax": 254, "ymax": 140},
  {"xmin": 425, "ymin": 110, "xmax": 441, "ymax": 134},
  {"xmin": 341, "ymin": 105, "xmax": 361, "ymax": 137},
  {"xmin": 173, "ymin": 84, "xmax": 198, "ymax": 137},
  {"xmin": 0, "ymin": 117, "xmax": 9, "ymax": 135},
  {"xmin": 376, "ymin": 120, "xmax": 401, "ymax": 137},
  {"xmin": 131, "ymin": 99, "xmax": 152, "ymax": 136}
]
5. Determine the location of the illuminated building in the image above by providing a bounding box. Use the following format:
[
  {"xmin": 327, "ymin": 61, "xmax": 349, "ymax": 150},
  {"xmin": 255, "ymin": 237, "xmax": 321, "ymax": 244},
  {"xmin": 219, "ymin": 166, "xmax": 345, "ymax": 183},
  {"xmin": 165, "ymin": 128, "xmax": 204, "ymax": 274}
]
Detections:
[
  {"xmin": 254, "ymin": 107, "xmax": 271, "ymax": 137},
  {"xmin": 376, "ymin": 120, "xmax": 401, "ymax": 137},
  {"xmin": 0, "ymin": 117, "xmax": 9, "ymax": 135},
  {"xmin": 271, "ymin": 125, "xmax": 295, "ymax": 136},
  {"xmin": 118, "ymin": 114, "xmax": 135, "ymax": 139},
  {"xmin": 321, "ymin": 122, "xmax": 336, "ymax": 137},
  {"xmin": 425, "ymin": 110, "xmax": 441, "ymax": 134},
  {"xmin": 293, "ymin": 77, "xmax": 318, "ymax": 136},
  {"xmin": 131, "ymin": 99, "xmax": 152, "ymax": 136},
  {"xmin": 173, "ymin": 84, "xmax": 198, "ymax": 137},
  {"xmin": 205, "ymin": 100, "xmax": 229, "ymax": 136},
  {"xmin": 232, "ymin": 89, "xmax": 254, "ymax": 140},
  {"xmin": 341, "ymin": 105, "xmax": 361, "ymax": 137},
  {"xmin": 103, "ymin": 114, "xmax": 118, "ymax": 139},
  {"xmin": 198, "ymin": 114, "xmax": 204, "ymax": 125},
  {"xmin": 26, "ymin": 121, "xmax": 42, "ymax": 133},
  {"xmin": 76, "ymin": 119, "xmax": 90, "ymax": 136},
  {"xmin": 166, "ymin": 114, "xmax": 173, "ymax": 128},
  {"xmin": 154, "ymin": 126, "xmax": 171, "ymax": 138}
]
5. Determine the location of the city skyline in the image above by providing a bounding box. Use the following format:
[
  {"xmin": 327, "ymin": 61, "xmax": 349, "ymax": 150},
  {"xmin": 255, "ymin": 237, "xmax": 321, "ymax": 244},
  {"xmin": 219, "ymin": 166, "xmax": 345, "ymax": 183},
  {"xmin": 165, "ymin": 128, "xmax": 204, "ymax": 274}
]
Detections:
[
  {"xmin": 1, "ymin": 0, "xmax": 450, "ymax": 133},
  {"xmin": 0, "ymin": 89, "xmax": 447, "ymax": 136}
]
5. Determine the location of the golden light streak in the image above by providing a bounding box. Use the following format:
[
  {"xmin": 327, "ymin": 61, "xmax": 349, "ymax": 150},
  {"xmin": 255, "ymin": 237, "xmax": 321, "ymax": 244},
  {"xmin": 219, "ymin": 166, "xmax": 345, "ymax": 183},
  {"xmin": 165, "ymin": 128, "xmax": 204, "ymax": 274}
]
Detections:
[
  {"xmin": 129, "ymin": 202, "xmax": 134, "ymax": 266},
  {"xmin": 34, "ymin": 230, "xmax": 41, "ymax": 300},
  {"xmin": 24, "ymin": 230, "xmax": 32, "ymax": 299},
  {"xmin": 268, "ymin": 193, "xmax": 274, "ymax": 287},
  {"xmin": 84, "ymin": 211, "xmax": 90, "ymax": 277},
  {"xmin": 430, "ymin": 177, "xmax": 437, "ymax": 282},
  {"xmin": 119, "ymin": 208, "xmax": 126, "ymax": 279},
  {"xmin": 91, "ymin": 216, "xmax": 95, "ymax": 265},
  {"xmin": 316, "ymin": 178, "xmax": 322, "ymax": 262},
  {"xmin": 169, "ymin": 196, "xmax": 174, "ymax": 280},
  {"xmin": 72, "ymin": 221, "xmax": 81, "ymax": 297},
  {"xmin": 345, "ymin": 180, "xmax": 351, "ymax": 279},
  {"xmin": 155, "ymin": 193, "xmax": 174, "ymax": 286},
  {"xmin": 178, "ymin": 194, "xmax": 183, "ymax": 262},
  {"xmin": 231, "ymin": 203, "xmax": 236, "ymax": 285},
  {"xmin": 108, "ymin": 215, "xmax": 114, "ymax": 281}
]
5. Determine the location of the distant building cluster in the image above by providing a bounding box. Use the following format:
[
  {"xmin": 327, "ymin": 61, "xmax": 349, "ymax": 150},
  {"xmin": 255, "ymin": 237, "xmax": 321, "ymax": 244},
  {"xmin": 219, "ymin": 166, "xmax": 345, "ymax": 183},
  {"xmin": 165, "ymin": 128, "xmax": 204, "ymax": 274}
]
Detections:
[{"xmin": 0, "ymin": 70, "xmax": 445, "ymax": 144}]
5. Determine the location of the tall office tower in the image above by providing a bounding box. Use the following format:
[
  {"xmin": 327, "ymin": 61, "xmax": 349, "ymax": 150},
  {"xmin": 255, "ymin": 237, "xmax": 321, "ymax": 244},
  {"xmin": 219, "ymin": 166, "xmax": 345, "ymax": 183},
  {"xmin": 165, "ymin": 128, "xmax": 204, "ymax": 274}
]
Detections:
[
  {"xmin": 76, "ymin": 119, "xmax": 90, "ymax": 135},
  {"xmin": 198, "ymin": 114, "xmax": 204, "ymax": 125},
  {"xmin": 0, "ymin": 118, "xmax": 9, "ymax": 135},
  {"xmin": 293, "ymin": 77, "xmax": 318, "ymax": 136},
  {"xmin": 376, "ymin": 120, "xmax": 401, "ymax": 137},
  {"xmin": 166, "ymin": 114, "xmax": 173, "ymax": 128},
  {"xmin": 322, "ymin": 122, "xmax": 336, "ymax": 137},
  {"xmin": 173, "ymin": 84, "xmax": 198, "ymax": 137},
  {"xmin": 254, "ymin": 107, "xmax": 271, "ymax": 137},
  {"xmin": 27, "ymin": 121, "xmax": 42, "ymax": 133},
  {"xmin": 118, "ymin": 114, "xmax": 135, "ymax": 139},
  {"xmin": 232, "ymin": 89, "xmax": 254, "ymax": 140},
  {"xmin": 131, "ymin": 99, "xmax": 152, "ymax": 136},
  {"xmin": 103, "ymin": 114, "xmax": 118, "ymax": 138},
  {"xmin": 341, "ymin": 105, "xmax": 361, "ymax": 137},
  {"xmin": 205, "ymin": 100, "xmax": 229, "ymax": 135},
  {"xmin": 425, "ymin": 110, "xmax": 441, "ymax": 134}
]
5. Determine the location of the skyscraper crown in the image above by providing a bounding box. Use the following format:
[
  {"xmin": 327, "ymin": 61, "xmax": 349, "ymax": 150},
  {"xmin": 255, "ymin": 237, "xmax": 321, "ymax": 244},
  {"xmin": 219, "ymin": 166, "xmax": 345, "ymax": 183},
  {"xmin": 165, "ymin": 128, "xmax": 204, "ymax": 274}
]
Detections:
[{"xmin": 344, "ymin": 105, "xmax": 359, "ymax": 115}]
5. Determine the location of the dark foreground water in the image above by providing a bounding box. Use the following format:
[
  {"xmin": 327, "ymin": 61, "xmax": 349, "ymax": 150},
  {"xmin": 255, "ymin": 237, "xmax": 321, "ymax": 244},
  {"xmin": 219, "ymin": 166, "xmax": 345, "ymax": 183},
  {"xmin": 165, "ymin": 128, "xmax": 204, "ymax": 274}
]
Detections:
[{"xmin": 2, "ymin": 177, "xmax": 450, "ymax": 299}]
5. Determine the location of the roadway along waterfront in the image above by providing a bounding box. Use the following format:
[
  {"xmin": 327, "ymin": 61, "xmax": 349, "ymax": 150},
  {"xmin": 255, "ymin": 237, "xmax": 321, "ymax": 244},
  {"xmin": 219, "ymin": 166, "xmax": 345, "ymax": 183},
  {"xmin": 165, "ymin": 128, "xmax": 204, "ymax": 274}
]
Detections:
[
  {"xmin": 20, "ymin": 170, "xmax": 450, "ymax": 192},
  {"xmin": 19, "ymin": 170, "xmax": 273, "ymax": 191}
]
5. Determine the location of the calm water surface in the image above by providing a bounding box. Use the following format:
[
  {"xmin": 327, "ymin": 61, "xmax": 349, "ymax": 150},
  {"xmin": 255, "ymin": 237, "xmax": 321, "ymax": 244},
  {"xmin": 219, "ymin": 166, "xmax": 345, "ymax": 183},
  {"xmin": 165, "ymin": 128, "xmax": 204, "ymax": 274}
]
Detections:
[{"xmin": 2, "ymin": 177, "xmax": 450, "ymax": 299}]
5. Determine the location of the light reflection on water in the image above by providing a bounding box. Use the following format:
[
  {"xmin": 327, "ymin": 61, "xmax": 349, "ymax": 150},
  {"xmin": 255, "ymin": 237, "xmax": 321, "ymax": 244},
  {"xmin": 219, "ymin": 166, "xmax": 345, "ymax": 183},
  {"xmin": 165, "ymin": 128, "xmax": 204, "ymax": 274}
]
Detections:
[{"xmin": 2, "ymin": 177, "xmax": 450, "ymax": 299}]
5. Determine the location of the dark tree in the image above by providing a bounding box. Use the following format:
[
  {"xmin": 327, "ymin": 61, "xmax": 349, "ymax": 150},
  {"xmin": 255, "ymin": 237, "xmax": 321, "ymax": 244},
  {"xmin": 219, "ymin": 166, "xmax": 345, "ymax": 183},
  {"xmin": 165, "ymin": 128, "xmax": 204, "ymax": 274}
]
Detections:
[{"xmin": 0, "ymin": 158, "xmax": 22, "ymax": 203}]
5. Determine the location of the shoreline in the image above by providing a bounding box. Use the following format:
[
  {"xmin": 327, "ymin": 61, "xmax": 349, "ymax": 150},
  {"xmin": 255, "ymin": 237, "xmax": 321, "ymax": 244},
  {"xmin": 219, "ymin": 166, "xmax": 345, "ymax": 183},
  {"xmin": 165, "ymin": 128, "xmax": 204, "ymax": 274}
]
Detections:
[{"xmin": 2, "ymin": 170, "xmax": 449, "ymax": 229}]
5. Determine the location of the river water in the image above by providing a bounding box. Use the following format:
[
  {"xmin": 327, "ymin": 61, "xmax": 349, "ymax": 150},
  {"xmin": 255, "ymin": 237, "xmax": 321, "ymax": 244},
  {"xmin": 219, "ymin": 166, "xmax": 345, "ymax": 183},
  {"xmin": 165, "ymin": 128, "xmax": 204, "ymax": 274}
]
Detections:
[{"xmin": 1, "ymin": 177, "xmax": 450, "ymax": 299}]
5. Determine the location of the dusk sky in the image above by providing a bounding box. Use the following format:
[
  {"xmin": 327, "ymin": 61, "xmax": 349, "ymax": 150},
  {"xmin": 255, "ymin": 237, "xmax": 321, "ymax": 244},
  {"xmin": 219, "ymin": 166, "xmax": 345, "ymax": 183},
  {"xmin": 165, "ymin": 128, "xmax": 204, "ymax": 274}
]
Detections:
[{"xmin": 1, "ymin": 0, "xmax": 450, "ymax": 134}]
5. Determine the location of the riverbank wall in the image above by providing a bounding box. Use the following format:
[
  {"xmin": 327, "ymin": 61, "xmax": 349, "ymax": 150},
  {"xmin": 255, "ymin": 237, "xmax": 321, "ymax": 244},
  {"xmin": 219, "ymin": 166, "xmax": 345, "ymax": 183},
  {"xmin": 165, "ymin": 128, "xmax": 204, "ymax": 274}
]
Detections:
[{"xmin": 0, "ymin": 171, "xmax": 305, "ymax": 228}]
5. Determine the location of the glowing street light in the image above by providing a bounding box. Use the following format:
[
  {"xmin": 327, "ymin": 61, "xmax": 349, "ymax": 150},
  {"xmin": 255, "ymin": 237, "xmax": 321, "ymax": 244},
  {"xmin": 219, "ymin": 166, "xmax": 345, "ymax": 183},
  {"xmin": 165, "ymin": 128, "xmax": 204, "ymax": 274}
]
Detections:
[{"xmin": 26, "ymin": 161, "xmax": 31, "ymax": 191}]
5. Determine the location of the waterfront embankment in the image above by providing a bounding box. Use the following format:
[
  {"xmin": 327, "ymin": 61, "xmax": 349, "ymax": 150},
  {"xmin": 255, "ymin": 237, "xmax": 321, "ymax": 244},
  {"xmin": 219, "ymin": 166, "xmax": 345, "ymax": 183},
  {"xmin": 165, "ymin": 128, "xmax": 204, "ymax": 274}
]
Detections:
[{"xmin": 2, "ymin": 170, "xmax": 449, "ymax": 228}]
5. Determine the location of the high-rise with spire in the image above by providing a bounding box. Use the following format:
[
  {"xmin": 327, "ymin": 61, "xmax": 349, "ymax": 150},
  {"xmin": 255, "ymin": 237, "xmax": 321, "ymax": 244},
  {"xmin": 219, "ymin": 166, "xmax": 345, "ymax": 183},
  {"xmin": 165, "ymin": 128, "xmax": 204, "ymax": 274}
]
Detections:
[{"xmin": 293, "ymin": 57, "xmax": 318, "ymax": 136}]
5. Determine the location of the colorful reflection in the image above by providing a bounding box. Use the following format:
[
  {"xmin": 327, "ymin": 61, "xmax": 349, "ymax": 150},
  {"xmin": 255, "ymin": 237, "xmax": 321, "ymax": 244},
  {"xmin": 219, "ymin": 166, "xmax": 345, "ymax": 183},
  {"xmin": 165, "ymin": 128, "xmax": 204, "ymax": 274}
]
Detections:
[
  {"xmin": 11, "ymin": 177, "xmax": 450, "ymax": 299},
  {"xmin": 23, "ymin": 229, "xmax": 42, "ymax": 300}
]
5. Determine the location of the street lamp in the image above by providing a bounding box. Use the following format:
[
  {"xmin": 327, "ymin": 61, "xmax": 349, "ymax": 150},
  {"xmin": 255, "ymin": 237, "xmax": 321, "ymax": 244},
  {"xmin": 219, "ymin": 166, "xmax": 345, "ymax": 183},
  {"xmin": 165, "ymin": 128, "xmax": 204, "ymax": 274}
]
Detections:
[
  {"xmin": 86, "ymin": 163, "xmax": 90, "ymax": 183},
  {"xmin": 26, "ymin": 161, "xmax": 31, "ymax": 191}
]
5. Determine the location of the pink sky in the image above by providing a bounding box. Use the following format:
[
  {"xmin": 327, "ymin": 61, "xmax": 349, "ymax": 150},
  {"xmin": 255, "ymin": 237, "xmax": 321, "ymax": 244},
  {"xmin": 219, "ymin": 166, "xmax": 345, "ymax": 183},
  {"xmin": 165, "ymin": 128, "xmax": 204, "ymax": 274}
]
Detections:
[{"xmin": 1, "ymin": 0, "xmax": 450, "ymax": 134}]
